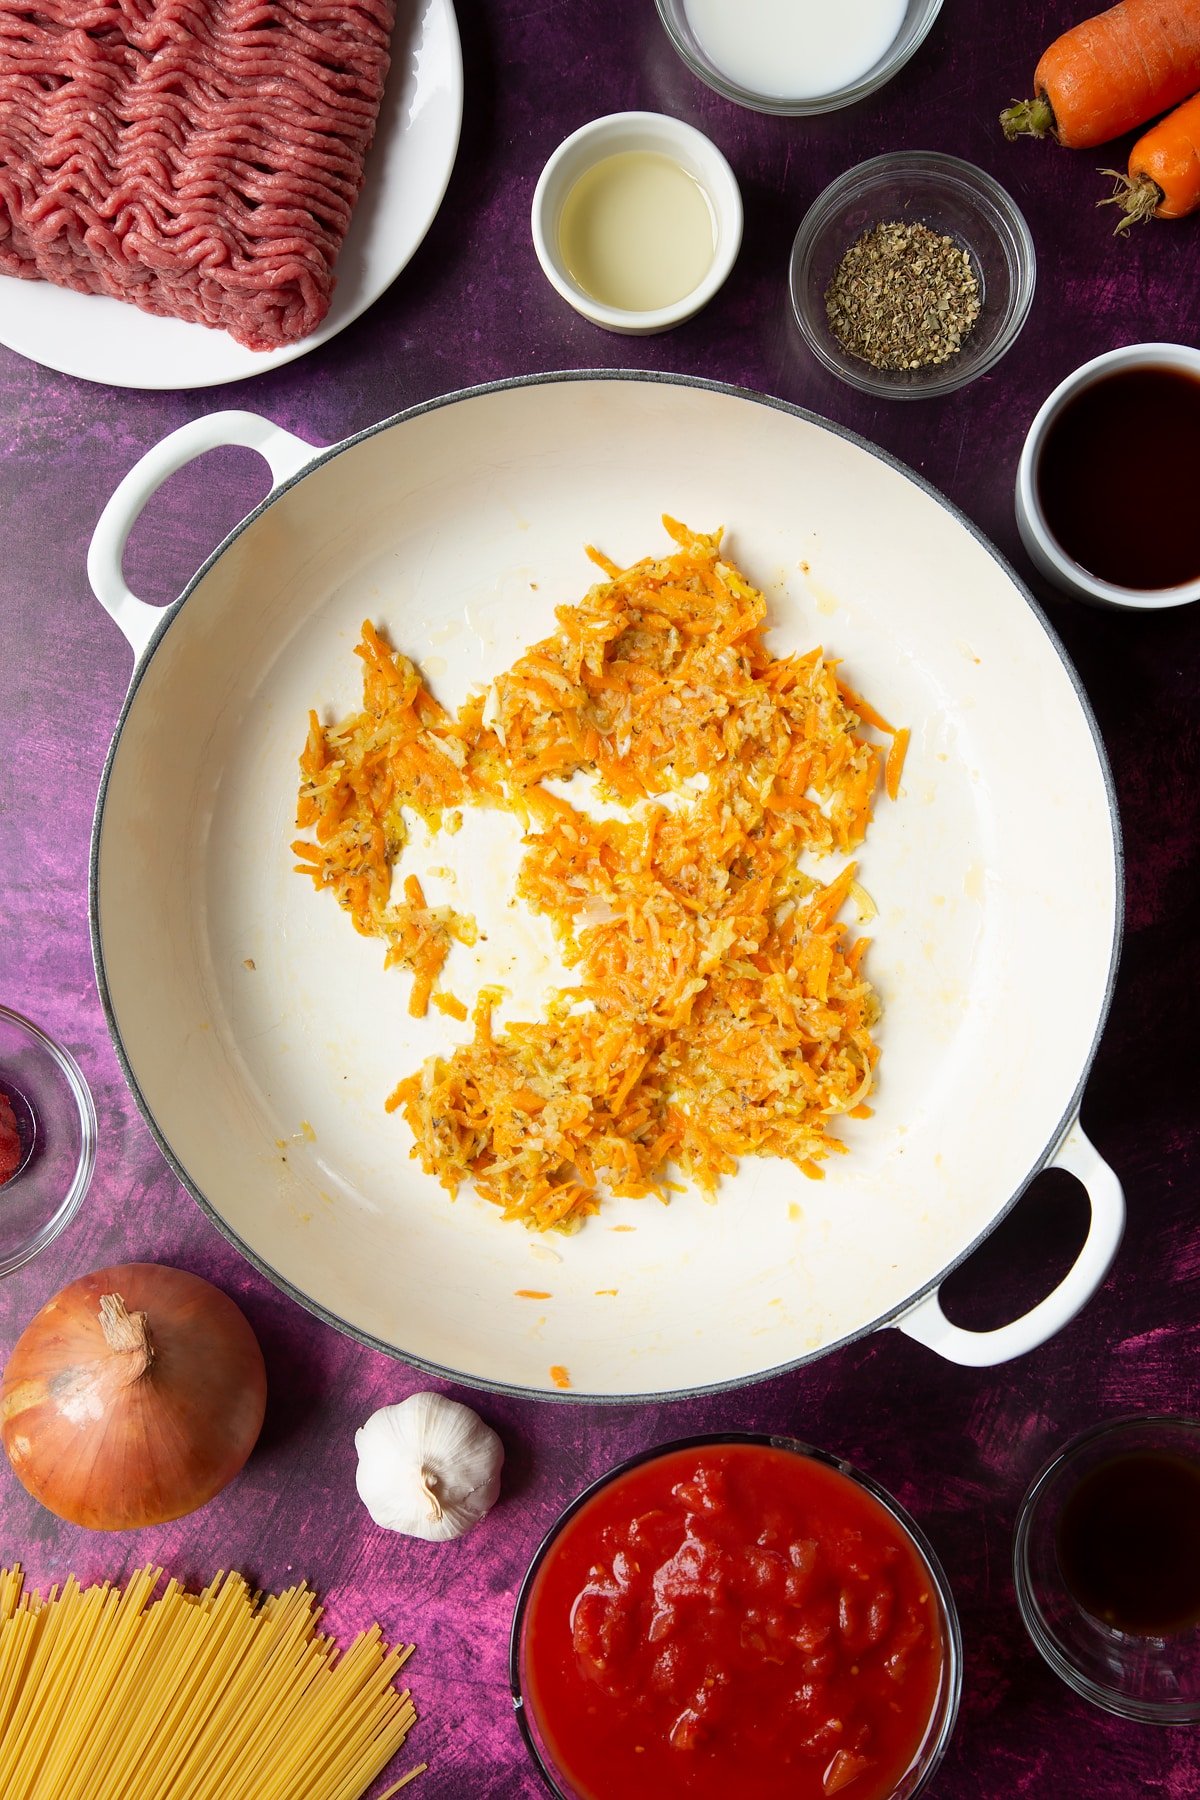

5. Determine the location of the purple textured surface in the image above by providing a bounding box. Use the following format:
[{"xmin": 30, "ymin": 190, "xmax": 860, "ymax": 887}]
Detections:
[{"xmin": 1, "ymin": 1, "xmax": 1198, "ymax": 1794}]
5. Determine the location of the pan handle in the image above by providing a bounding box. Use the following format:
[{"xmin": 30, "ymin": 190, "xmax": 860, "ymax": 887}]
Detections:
[
  {"xmin": 892, "ymin": 1121, "xmax": 1124, "ymax": 1367},
  {"xmin": 87, "ymin": 411, "xmax": 318, "ymax": 661}
]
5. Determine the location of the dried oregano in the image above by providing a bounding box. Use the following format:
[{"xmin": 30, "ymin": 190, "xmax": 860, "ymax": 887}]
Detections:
[{"xmin": 825, "ymin": 220, "xmax": 982, "ymax": 372}]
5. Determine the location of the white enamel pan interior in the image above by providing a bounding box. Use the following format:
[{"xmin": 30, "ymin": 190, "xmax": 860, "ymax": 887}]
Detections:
[{"xmin": 88, "ymin": 375, "xmax": 1124, "ymax": 1400}]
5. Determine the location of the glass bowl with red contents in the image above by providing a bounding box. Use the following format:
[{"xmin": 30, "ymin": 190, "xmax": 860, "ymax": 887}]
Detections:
[
  {"xmin": 511, "ymin": 1434, "xmax": 961, "ymax": 1800},
  {"xmin": 0, "ymin": 1004, "xmax": 96, "ymax": 1276}
]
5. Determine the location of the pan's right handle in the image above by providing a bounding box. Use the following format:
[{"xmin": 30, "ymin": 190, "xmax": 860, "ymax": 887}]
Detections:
[
  {"xmin": 87, "ymin": 411, "xmax": 319, "ymax": 662},
  {"xmin": 892, "ymin": 1121, "xmax": 1124, "ymax": 1367}
]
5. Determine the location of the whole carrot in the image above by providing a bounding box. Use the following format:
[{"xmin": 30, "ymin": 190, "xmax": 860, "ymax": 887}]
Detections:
[
  {"xmin": 1001, "ymin": 0, "xmax": 1200, "ymax": 146},
  {"xmin": 1100, "ymin": 89, "xmax": 1200, "ymax": 225}
]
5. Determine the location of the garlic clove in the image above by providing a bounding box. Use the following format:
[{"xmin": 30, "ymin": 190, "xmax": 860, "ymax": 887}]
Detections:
[{"xmin": 354, "ymin": 1392, "xmax": 504, "ymax": 1542}]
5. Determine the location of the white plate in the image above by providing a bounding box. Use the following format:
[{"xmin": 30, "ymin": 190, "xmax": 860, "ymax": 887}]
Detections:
[
  {"xmin": 91, "ymin": 376, "xmax": 1123, "ymax": 1398},
  {"xmin": 0, "ymin": 0, "xmax": 462, "ymax": 390}
]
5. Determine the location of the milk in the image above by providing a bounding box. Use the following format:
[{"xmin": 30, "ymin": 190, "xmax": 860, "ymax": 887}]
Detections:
[{"xmin": 683, "ymin": 0, "xmax": 909, "ymax": 100}]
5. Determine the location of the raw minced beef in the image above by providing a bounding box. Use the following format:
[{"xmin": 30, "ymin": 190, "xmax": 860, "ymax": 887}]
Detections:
[{"xmin": 0, "ymin": 0, "xmax": 395, "ymax": 349}]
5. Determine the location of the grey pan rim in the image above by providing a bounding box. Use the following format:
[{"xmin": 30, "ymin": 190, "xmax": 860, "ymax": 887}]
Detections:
[{"xmin": 88, "ymin": 367, "xmax": 1125, "ymax": 1404}]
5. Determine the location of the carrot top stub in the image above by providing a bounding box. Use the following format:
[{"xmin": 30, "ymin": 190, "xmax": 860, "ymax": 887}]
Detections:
[
  {"xmin": 1002, "ymin": 0, "xmax": 1200, "ymax": 147},
  {"xmin": 294, "ymin": 521, "xmax": 906, "ymax": 1234},
  {"xmin": 1100, "ymin": 88, "xmax": 1200, "ymax": 227}
]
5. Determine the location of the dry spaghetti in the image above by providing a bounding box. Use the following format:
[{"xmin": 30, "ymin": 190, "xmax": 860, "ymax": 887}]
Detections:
[
  {"xmin": 0, "ymin": 1565, "xmax": 423, "ymax": 1800},
  {"xmin": 294, "ymin": 520, "xmax": 906, "ymax": 1233}
]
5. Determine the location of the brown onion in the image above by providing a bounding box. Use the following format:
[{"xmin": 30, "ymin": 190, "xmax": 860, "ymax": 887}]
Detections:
[{"xmin": 0, "ymin": 1262, "xmax": 267, "ymax": 1530}]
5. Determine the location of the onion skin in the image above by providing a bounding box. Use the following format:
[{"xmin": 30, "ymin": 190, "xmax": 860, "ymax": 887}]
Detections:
[{"xmin": 0, "ymin": 1263, "xmax": 267, "ymax": 1531}]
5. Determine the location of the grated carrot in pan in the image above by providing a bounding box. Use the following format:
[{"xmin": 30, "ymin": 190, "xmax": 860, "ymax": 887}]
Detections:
[
  {"xmin": 293, "ymin": 520, "xmax": 906, "ymax": 1233},
  {"xmin": 885, "ymin": 726, "xmax": 911, "ymax": 802},
  {"xmin": 291, "ymin": 638, "xmax": 478, "ymax": 1015}
]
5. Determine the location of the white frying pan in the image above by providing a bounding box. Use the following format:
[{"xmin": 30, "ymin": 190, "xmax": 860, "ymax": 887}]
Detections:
[{"xmin": 88, "ymin": 374, "xmax": 1124, "ymax": 1400}]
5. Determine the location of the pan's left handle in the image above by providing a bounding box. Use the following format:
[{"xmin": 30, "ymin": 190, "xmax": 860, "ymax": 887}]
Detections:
[
  {"xmin": 87, "ymin": 411, "xmax": 319, "ymax": 662},
  {"xmin": 891, "ymin": 1121, "xmax": 1124, "ymax": 1367}
]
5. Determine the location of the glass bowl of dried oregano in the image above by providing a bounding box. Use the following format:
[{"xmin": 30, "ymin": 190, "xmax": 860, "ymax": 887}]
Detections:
[{"xmin": 789, "ymin": 150, "xmax": 1036, "ymax": 400}]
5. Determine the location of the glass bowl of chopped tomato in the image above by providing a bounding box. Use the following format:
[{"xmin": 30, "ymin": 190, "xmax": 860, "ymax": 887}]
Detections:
[
  {"xmin": 0, "ymin": 1005, "xmax": 96, "ymax": 1276},
  {"xmin": 790, "ymin": 151, "xmax": 1036, "ymax": 400},
  {"xmin": 511, "ymin": 1433, "xmax": 961, "ymax": 1800}
]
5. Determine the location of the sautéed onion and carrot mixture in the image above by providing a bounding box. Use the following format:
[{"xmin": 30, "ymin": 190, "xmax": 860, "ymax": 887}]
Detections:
[{"xmin": 293, "ymin": 520, "xmax": 907, "ymax": 1233}]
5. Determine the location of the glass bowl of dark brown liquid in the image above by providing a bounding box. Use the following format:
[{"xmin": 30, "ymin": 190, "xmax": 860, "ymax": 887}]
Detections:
[{"xmin": 1013, "ymin": 1415, "xmax": 1200, "ymax": 1722}]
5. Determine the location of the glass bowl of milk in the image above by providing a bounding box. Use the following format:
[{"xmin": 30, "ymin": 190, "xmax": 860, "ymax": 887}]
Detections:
[{"xmin": 655, "ymin": 0, "xmax": 942, "ymax": 115}]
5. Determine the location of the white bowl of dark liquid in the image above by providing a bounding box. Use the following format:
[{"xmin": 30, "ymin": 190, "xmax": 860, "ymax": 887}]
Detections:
[{"xmin": 1016, "ymin": 343, "xmax": 1200, "ymax": 610}]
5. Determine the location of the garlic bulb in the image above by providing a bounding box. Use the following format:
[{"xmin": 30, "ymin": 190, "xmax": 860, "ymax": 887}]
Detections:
[{"xmin": 354, "ymin": 1392, "xmax": 504, "ymax": 1542}]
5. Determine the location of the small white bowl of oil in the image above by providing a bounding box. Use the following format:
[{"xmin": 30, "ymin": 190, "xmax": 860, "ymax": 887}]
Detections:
[{"xmin": 531, "ymin": 111, "xmax": 742, "ymax": 334}]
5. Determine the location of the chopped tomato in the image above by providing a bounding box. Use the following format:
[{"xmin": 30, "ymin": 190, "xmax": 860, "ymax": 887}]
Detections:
[
  {"xmin": 0, "ymin": 1091, "xmax": 22, "ymax": 1186},
  {"xmin": 520, "ymin": 1443, "xmax": 947, "ymax": 1800}
]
